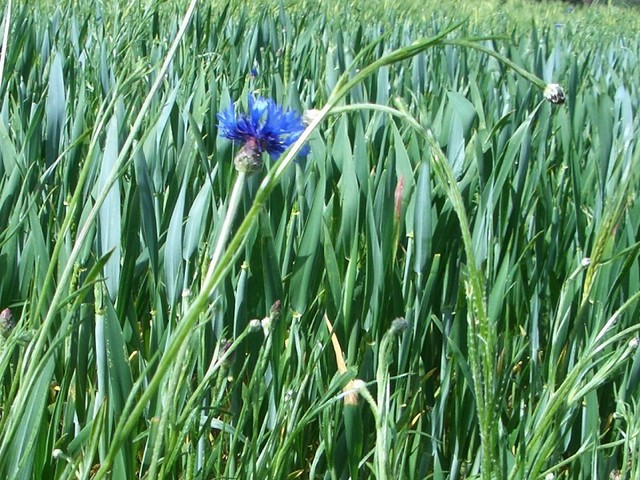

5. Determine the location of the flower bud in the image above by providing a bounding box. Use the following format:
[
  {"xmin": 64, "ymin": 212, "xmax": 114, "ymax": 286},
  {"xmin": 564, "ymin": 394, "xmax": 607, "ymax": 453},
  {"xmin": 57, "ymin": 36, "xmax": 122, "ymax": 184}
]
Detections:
[
  {"xmin": 270, "ymin": 300, "xmax": 281, "ymax": 320},
  {"xmin": 344, "ymin": 379, "xmax": 365, "ymax": 406},
  {"xmin": 248, "ymin": 319, "xmax": 262, "ymax": 332},
  {"xmin": 544, "ymin": 83, "xmax": 565, "ymax": 105},
  {"xmin": 390, "ymin": 317, "xmax": 409, "ymax": 335},
  {"xmin": 261, "ymin": 316, "xmax": 271, "ymax": 336},
  {"xmin": 302, "ymin": 109, "xmax": 321, "ymax": 126},
  {"xmin": 0, "ymin": 308, "xmax": 15, "ymax": 338},
  {"xmin": 234, "ymin": 138, "xmax": 263, "ymax": 173},
  {"xmin": 220, "ymin": 339, "xmax": 236, "ymax": 367}
]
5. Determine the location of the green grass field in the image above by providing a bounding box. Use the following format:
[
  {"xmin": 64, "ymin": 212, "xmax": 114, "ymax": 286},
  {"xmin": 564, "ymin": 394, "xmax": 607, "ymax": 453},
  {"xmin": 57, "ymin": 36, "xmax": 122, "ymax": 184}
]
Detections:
[{"xmin": 1, "ymin": 0, "xmax": 640, "ymax": 478}]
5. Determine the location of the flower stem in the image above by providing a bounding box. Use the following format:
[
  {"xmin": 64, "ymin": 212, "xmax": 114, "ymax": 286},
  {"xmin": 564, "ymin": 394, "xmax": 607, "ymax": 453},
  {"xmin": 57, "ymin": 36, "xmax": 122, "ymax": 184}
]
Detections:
[{"xmin": 204, "ymin": 171, "xmax": 247, "ymax": 285}]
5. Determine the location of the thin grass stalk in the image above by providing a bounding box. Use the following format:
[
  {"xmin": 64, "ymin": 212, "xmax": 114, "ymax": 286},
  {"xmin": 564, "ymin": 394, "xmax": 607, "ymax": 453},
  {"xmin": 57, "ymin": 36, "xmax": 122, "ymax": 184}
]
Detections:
[
  {"xmin": 373, "ymin": 320, "xmax": 408, "ymax": 479},
  {"xmin": 377, "ymin": 95, "xmax": 499, "ymax": 475},
  {"xmin": 178, "ymin": 326, "xmax": 253, "ymax": 426},
  {"xmin": 539, "ymin": 436, "xmax": 594, "ymax": 479},
  {"xmin": 147, "ymin": 339, "xmax": 191, "ymax": 480},
  {"xmin": 161, "ymin": 333, "xmax": 250, "ymax": 476},
  {"xmin": 581, "ymin": 176, "xmax": 632, "ymax": 305},
  {"xmin": 0, "ymin": 0, "xmax": 11, "ymax": 89},
  {"xmin": 271, "ymin": 372, "xmax": 364, "ymax": 478},
  {"xmin": 350, "ymin": 94, "xmax": 544, "ymax": 476},
  {"xmin": 425, "ymin": 127, "xmax": 498, "ymax": 477},
  {"xmin": 376, "ymin": 337, "xmax": 392, "ymax": 480},
  {"xmin": 78, "ymin": 401, "xmax": 108, "ymax": 479},
  {"xmin": 442, "ymin": 38, "xmax": 545, "ymax": 86},
  {"xmin": 249, "ymin": 325, "xmax": 275, "ymax": 473}
]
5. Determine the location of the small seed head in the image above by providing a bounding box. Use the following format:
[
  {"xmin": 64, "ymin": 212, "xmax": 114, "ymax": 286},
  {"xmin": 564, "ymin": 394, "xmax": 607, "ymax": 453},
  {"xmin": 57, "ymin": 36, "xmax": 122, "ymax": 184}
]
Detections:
[{"xmin": 343, "ymin": 379, "xmax": 362, "ymax": 406}]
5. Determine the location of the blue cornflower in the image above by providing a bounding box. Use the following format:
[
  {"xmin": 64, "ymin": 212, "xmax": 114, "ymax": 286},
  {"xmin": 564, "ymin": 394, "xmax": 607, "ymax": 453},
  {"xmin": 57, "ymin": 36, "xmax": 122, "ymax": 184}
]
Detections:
[{"xmin": 217, "ymin": 95, "xmax": 308, "ymax": 172}]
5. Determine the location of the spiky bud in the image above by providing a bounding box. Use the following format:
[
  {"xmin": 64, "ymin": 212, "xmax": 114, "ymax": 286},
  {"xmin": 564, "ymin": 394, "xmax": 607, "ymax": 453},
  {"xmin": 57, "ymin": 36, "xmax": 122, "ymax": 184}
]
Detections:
[
  {"xmin": 544, "ymin": 83, "xmax": 565, "ymax": 105},
  {"xmin": 234, "ymin": 138, "xmax": 263, "ymax": 173}
]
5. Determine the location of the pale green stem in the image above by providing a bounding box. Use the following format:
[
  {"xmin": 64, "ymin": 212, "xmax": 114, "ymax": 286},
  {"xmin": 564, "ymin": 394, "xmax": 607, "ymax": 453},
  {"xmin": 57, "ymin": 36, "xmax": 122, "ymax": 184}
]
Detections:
[
  {"xmin": 375, "ymin": 331, "xmax": 395, "ymax": 480},
  {"xmin": 148, "ymin": 339, "xmax": 190, "ymax": 480},
  {"xmin": 178, "ymin": 326, "xmax": 253, "ymax": 425},
  {"xmin": 0, "ymin": 0, "xmax": 11, "ymax": 88},
  {"xmin": 441, "ymin": 39, "xmax": 548, "ymax": 90},
  {"xmin": 204, "ymin": 171, "xmax": 247, "ymax": 285},
  {"xmin": 93, "ymin": 283, "xmax": 108, "ymax": 462}
]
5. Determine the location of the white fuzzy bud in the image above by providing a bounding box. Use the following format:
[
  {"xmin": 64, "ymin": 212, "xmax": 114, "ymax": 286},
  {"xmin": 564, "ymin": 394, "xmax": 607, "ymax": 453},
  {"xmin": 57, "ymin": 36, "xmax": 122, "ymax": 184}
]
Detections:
[
  {"xmin": 302, "ymin": 109, "xmax": 321, "ymax": 126},
  {"xmin": 248, "ymin": 319, "xmax": 262, "ymax": 332},
  {"xmin": 544, "ymin": 83, "xmax": 565, "ymax": 105}
]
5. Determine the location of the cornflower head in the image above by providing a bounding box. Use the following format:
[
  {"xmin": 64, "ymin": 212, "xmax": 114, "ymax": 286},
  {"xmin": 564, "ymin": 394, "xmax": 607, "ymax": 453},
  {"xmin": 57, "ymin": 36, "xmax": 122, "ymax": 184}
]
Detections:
[{"xmin": 217, "ymin": 95, "xmax": 308, "ymax": 173}]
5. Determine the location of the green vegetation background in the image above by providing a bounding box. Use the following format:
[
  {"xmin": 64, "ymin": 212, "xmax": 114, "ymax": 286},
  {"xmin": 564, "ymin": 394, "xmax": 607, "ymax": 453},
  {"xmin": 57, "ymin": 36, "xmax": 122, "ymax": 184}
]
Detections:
[{"xmin": 1, "ymin": 0, "xmax": 639, "ymax": 478}]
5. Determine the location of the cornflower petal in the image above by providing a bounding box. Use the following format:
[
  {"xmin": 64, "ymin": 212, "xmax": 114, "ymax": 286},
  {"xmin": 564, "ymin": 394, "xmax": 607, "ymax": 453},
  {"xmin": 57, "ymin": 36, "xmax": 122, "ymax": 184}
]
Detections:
[{"xmin": 216, "ymin": 95, "xmax": 309, "ymax": 159}]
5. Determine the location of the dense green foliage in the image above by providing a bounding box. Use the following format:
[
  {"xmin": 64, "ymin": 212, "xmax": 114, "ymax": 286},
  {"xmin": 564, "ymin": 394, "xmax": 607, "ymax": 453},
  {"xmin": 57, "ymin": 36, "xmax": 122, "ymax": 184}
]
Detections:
[{"xmin": 1, "ymin": 0, "xmax": 639, "ymax": 478}]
